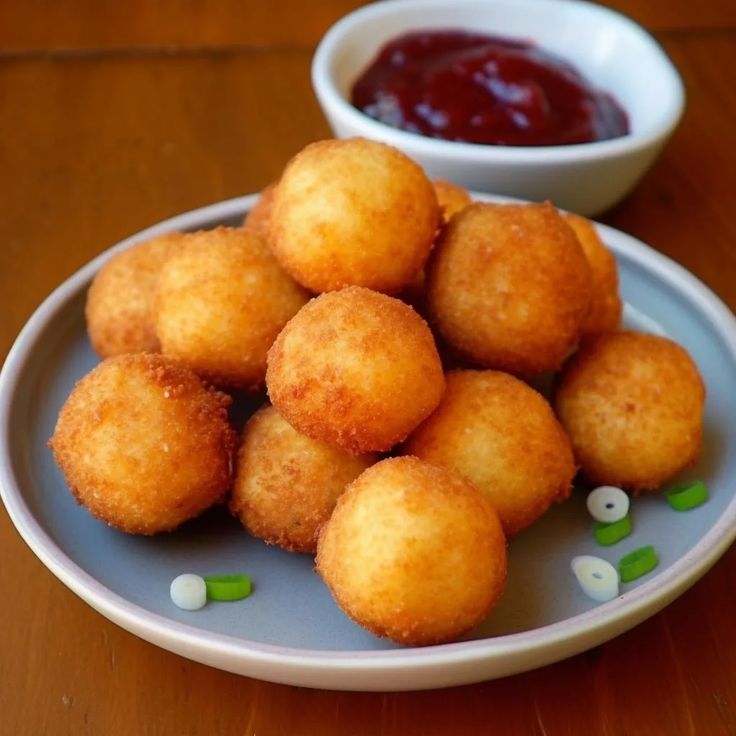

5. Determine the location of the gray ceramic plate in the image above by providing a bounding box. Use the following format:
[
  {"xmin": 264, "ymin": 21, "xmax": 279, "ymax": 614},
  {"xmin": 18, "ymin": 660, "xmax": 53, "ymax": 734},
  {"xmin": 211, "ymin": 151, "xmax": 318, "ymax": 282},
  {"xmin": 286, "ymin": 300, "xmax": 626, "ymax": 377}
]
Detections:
[{"xmin": 2, "ymin": 194, "xmax": 736, "ymax": 691}]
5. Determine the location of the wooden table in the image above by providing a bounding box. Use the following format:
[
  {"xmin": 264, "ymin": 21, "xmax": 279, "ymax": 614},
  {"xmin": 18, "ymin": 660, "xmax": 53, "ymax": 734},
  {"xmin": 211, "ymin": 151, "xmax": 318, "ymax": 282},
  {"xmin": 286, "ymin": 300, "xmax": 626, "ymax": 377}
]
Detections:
[{"xmin": 2, "ymin": 2, "xmax": 736, "ymax": 733}]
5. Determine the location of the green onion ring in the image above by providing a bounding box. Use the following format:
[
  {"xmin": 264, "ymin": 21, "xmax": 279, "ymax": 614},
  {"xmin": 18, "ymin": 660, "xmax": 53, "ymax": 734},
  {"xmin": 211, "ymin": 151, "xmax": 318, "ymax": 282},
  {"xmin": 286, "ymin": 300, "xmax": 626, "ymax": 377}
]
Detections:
[
  {"xmin": 618, "ymin": 546, "xmax": 659, "ymax": 583},
  {"xmin": 594, "ymin": 515, "xmax": 632, "ymax": 546},
  {"xmin": 203, "ymin": 574, "xmax": 252, "ymax": 601},
  {"xmin": 665, "ymin": 480, "xmax": 709, "ymax": 511}
]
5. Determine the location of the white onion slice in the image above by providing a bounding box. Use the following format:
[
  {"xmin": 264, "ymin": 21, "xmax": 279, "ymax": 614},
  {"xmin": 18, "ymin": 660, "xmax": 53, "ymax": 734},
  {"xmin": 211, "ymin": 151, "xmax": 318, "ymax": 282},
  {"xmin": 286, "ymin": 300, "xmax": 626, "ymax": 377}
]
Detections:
[
  {"xmin": 170, "ymin": 574, "xmax": 207, "ymax": 611},
  {"xmin": 571, "ymin": 555, "xmax": 620, "ymax": 603},
  {"xmin": 586, "ymin": 485, "xmax": 630, "ymax": 523}
]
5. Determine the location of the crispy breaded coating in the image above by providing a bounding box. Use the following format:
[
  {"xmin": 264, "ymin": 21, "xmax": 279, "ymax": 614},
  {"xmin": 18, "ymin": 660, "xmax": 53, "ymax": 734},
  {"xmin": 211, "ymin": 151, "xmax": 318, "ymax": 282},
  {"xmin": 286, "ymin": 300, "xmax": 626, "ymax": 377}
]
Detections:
[
  {"xmin": 398, "ymin": 266, "xmax": 428, "ymax": 316},
  {"xmin": 565, "ymin": 213, "xmax": 622, "ymax": 336},
  {"xmin": 399, "ymin": 180, "xmax": 472, "ymax": 313},
  {"xmin": 433, "ymin": 179, "xmax": 472, "ymax": 225},
  {"xmin": 230, "ymin": 404, "xmax": 376, "ymax": 553},
  {"xmin": 270, "ymin": 138, "xmax": 439, "ymax": 294},
  {"xmin": 155, "ymin": 226, "xmax": 309, "ymax": 390},
  {"xmin": 405, "ymin": 370, "xmax": 575, "ymax": 535},
  {"xmin": 316, "ymin": 456, "xmax": 507, "ymax": 646},
  {"xmin": 243, "ymin": 181, "xmax": 278, "ymax": 243},
  {"xmin": 554, "ymin": 331, "xmax": 706, "ymax": 492},
  {"xmin": 266, "ymin": 286, "xmax": 445, "ymax": 454},
  {"xmin": 427, "ymin": 202, "xmax": 592, "ymax": 377},
  {"xmin": 85, "ymin": 231, "xmax": 184, "ymax": 357},
  {"xmin": 49, "ymin": 354, "xmax": 236, "ymax": 535}
]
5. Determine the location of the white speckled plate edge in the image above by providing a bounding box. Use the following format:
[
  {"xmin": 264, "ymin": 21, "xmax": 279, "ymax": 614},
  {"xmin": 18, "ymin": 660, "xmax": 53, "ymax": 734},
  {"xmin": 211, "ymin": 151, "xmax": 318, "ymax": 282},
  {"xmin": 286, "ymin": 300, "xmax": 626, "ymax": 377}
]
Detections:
[{"xmin": 2, "ymin": 193, "xmax": 736, "ymax": 692}]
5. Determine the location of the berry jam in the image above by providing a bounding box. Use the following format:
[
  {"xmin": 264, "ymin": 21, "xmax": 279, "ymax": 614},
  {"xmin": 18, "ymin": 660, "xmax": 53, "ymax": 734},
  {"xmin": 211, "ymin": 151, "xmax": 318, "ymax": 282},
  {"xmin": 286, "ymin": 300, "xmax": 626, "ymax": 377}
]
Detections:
[{"xmin": 351, "ymin": 30, "xmax": 629, "ymax": 146}]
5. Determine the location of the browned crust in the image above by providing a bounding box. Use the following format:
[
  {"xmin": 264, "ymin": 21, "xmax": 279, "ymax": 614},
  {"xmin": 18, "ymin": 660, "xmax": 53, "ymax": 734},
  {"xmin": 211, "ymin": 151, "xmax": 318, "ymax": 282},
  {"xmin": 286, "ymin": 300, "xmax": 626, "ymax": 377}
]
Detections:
[
  {"xmin": 85, "ymin": 231, "xmax": 184, "ymax": 357},
  {"xmin": 270, "ymin": 138, "xmax": 440, "ymax": 294},
  {"xmin": 229, "ymin": 404, "xmax": 376, "ymax": 552},
  {"xmin": 405, "ymin": 369, "xmax": 576, "ymax": 535},
  {"xmin": 243, "ymin": 181, "xmax": 279, "ymax": 243},
  {"xmin": 316, "ymin": 457, "xmax": 507, "ymax": 646},
  {"xmin": 564, "ymin": 213, "xmax": 622, "ymax": 336},
  {"xmin": 266, "ymin": 286, "xmax": 445, "ymax": 454},
  {"xmin": 432, "ymin": 179, "xmax": 472, "ymax": 225},
  {"xmin": 49, "ymin": 353, "xmax": 236, "ymax": 534},
  {"xmin": 154, "ymin": 226, "xmax": 309, "ymax": 390},
  {"xmin": 426, "ymin": 202, "xmax": 592, "ymax": 377},
  {"xmin": 554, "ymin": 331, "xmax": 706, "ymax": 492}
]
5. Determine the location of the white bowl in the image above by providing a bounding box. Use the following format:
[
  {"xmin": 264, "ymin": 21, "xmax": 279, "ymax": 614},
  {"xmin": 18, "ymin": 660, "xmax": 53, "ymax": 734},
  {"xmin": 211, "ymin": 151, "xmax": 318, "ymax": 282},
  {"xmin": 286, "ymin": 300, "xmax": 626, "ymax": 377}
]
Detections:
[{"xmin": 312, "ymin": 0, "xmax": 685, "ymax": 216}]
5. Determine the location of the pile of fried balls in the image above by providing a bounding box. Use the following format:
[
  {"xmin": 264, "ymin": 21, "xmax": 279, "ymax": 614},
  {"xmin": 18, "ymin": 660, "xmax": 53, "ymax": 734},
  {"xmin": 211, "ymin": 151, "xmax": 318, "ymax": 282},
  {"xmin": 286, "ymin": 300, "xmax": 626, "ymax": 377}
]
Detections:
[{"xmin": 50, "ymin": 137, "xmax": 705, "ymax": 646}]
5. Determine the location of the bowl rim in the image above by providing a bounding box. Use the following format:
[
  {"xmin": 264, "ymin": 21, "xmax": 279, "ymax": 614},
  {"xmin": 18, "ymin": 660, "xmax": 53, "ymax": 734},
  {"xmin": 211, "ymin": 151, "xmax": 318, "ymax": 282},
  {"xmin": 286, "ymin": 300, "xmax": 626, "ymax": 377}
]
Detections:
[
  {"xmin": 311, "ymin": 0, "xmax": 686, "ymax": 163},
  {"xmin": 2, "ymin": 193, "xmax": 736, "ymax": 690}
]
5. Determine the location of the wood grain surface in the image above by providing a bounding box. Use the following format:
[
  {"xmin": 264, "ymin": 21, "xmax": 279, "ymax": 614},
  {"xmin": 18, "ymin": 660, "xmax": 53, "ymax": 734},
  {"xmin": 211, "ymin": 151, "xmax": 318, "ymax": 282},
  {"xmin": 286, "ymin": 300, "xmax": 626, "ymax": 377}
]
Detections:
[{"xmin": 2, "ymin": 2, "xmax": 736, "ymax": 734}]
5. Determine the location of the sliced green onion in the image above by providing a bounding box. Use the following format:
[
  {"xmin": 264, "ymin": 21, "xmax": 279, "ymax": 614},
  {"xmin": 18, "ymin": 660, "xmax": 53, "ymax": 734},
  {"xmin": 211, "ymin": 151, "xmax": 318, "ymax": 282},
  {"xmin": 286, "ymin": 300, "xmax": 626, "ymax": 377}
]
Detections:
[
  {"xmin": 594, "ymin": 514, "xmax": 632, "ymax": 546},
  {"xmin": 203, "ymin": 574, "xmax": 252, "ymax": 601},
  {"xmin": 618, "ymin": 546, "xmax": 659, "ymax": 583},
  {"xmin": 665, "ymin": 481, "xmax": 709, "ymax": 511}
]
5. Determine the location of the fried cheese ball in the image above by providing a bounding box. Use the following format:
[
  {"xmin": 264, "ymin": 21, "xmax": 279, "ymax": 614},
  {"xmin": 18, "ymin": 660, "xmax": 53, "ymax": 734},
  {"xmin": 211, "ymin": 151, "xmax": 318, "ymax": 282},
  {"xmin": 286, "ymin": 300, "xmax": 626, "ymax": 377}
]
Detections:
[
  {"xmin": 405, "ymin": 370, "xmax": 575, "ymax": 535},
  {"xmin": 49, "ymin": 354, "xmax": 236, "ymax": 535},
  {"xmin": 427, "ymin": 202, "xmax": 592, "ymax": 377},
  {"xmin": 155, "ymin": 227, "xmax": 309, "ymax": 390},
  {"xmin": 230, "ymin": 405, "xmax": 377, "ymax": 553},
  {"xmin": 243, "ymin": 181, "xmax": 278, "ymax": 243},
  {"xmin": 270, "ymin": 138, "xmax": 440, "ymax": 293},
  {"xmin": 565, "ymin": 213, "xmax": 622, "ymax": 336},
  {"xmin": 433, "ymin": 179, "xmax": 472, "ymax": 225},
  {"xmin": 85, "ymin": 231, "xmax": 184, "ymax": 357},
  {"xmin": 399, "ymin": 267, "xmax": 428, "ymax": 315},
  {"xmin": 266, "ymin": 286, "xmax": 445, "ymax": 453},
  {"xmin": 316, "ymin": 456, "xmax": 507, "ymax": 646},
  {"xmin": 554, "ymin": 331, "xmax": 706, "ymax": 492}
]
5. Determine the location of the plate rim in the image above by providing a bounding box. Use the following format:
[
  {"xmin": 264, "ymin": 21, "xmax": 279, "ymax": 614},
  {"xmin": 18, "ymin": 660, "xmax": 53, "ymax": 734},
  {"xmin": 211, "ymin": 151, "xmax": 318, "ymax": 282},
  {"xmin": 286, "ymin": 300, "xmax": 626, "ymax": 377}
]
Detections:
[{"xmin": 2, "ymin": 193, "xmax": 736, "ymax": 690}]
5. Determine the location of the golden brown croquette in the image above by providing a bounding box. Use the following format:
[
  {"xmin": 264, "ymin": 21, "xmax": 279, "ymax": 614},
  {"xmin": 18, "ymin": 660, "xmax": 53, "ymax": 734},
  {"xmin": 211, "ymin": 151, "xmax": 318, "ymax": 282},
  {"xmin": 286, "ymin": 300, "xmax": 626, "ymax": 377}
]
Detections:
[
  {"xmin": 230, "ymin": 404, "xmax": 377, "ymax": 553},
  {"xmin": 554, "ymin": 331, "xmax": 706, "ymax": 492},
  {"xmin": 270, "ymin": 138, "xmax": 440, "ymax": 294},
  {"xmin": 564, "ymin": 213, "xmax": 622, "ymax": 337},
  {"xmin": 266, "ymin": 287, "xmax": 445, "ymax": 453},
  {"xmin": 85, "ymin": 231, "xmax": 184, "ymax": 357},
  {"xmin": 155, "ymin": 226, "xmax": 309, "ymax": 390},
  {"xmin": 49, "ymin": 354, "xmax": 236, "ymax": 535},
  {"xmin": 433, "ymin": 179, "xmax": 472, "ymax": 225},
  {"xmin": 243, "ymin": 181, "xmax": 278, "ymax": 244},
  {"xmin": 427, "ymin": 202, "xmax": 592, "ymax": 377},
  {"xmin": 316, "ymin": 456, "xmax": 507, "ymax": 646},
  {"xmin": 405, "ymin": 370, "xmax": 575, "ymax": 535}
]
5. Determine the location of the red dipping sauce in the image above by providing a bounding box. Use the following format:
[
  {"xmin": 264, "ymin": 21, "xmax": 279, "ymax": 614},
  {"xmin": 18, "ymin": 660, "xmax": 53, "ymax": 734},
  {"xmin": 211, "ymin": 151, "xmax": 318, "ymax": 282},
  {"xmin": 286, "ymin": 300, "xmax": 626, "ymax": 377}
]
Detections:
[{"xmin": 351, "ymin": 30, "xmax": 629, "ymax": 146}]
